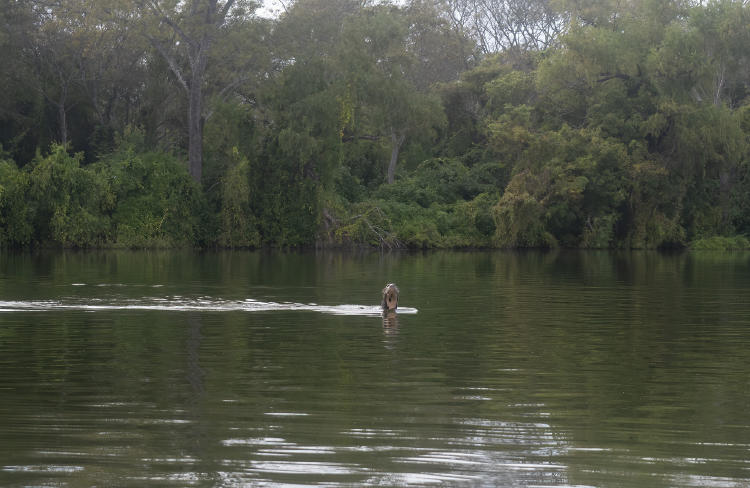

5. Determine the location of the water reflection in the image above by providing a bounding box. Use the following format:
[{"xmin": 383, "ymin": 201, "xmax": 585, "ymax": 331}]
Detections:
[
  {"xmin": 1, "ymin": 250, "xmax": 750, "ymax": 487},
  {"xmin": 186, "ymin": 314, "xmax": 205, "ymax": 398},
  {"xmin": 382, "ymin": 310, "xmax": 399, "ymax": 334}
]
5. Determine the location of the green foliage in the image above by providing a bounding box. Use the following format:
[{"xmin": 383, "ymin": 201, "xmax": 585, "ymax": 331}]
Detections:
[
  {"xmin": 492, "ymin": 174, "xmax": 556, "ymax": 248},
  {"xmin": 1, "ymin": 135, "xmax": 208, "ymax": 249},
  {"xmin": 248, "ymin": 136, "xmax": 322, "ymax": 247},
  {"xmin": 203, "ymin": 102, "xmax": 261, "ymax": 203},
  {"xmin": 581, "ymin": 214, "xmax": 617, "ymax": 249},
  {"xmin": 326, "ymin": 189, "xmax": 498, "ymax": 249},
  {"xmin": 218, "ymin": 151, "xmax": 261, "ymax": 248},
  {"xmin": 690, "ymin": 235, "xmax": 750, "ymax": 251},
  {"xmin": 374, "ymin": 197, "xmax": 497, "ymax": 249},
  {"xmin": 97, "ymin": 137, "xmax": 206, "ymax": 248},
  {"xmin": 485, "ymin": 71, "xmax": 537, "ymax": 114},
  {"xmin": 376, "ymin": 157, "xmax": 507, "ymax": 208},
  {"xmin": 0, "ymin": 159, "xmax": 33, "ymax": 246},
  {"xmin": 26, "ymin": 146, "xmax": 113, "ymax": 247},
  {"xmin": 625, "ymin": 160, "xmax": 686, "ymax": 249},
  {"xmin": 325, "ymin": 201, "xmax": 402, "ymax": 249},
  {"xmin": 3, "ymin": 0, "xmax": 750, "ymax": 250},
  {"xmin": 690, "ymin": 236, "xmax": 750, "ymax": 251}
]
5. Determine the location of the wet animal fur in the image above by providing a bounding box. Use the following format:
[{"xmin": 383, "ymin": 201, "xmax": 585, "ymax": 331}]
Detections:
[{"xmin": 381, "ymin": 283, "xmax": 399, "ymax": 311}]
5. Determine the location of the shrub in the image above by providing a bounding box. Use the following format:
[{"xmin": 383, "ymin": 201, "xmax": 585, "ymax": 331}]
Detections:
[
  {"xmin": 27, "ymin": 145, "xmax": 113, "ymax": 247},
  {"xmin": 218, "ymin": 151, "xmax": 261, "ymax": 248},
  {"xmin": 0, "ymin": 159, "xmax": 33, "ymax": 246},
  {"xmin": 96, "ymin": 139, "xmax": 205, "ymax": 248},
  {"xmin": 690, "ymin": 235, "xmax": 750, "ymax": 250},
  {"xmin": 376, "ymin": 157, "xmax": 507, "ymax": 208},
  {"xmin": 492, "ymin": 190, "xmax": 556, "ymax": 248}
]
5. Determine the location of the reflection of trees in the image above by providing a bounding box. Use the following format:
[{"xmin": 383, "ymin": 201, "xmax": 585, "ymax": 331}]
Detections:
[
  {"xmin": 185, "ymin": 313, "xmax": 211, "ymax": 466},
  {"xmin": 186, "ymin": 314, "xmax": 205, "ymax": 398},
  {"xmin": 469, "ymin": 250, "xmax": 750, "ymax": 487},
  {"xmin": 354, "ymin": 249, "xmax": 750, "ymax": 487},
  {"xmin": 3, "ymin": 250, "xmax": 750, "ymax": 486}
]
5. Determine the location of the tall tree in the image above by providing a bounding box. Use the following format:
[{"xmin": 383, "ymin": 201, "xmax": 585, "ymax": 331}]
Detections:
[
  {"xmin": 339, "ymin": 5, "xmax": 447, "ymax": 183},
  {"xmin": 47, "ymin": 0, "xmax": 149, "ymax": 156},
  {"xmin": 0, "ymin": 0, "xmax": 41, "ymax": 161},
  {"xmin": 76, "ymin": 1, "xmax": 149, "ymax": 152},
  {"xmin": 29, "ymin": 7, "xmax": 82, "ymax": 147},
  {"xmin": 136, "ymin": 0, "xmax": 253, "ymax": 183},
  {"xmin": 405, "ymin": 0, "xmax": 478, "ymax": 89}
]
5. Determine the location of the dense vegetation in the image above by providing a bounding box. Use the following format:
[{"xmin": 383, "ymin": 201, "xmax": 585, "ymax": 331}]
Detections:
[{"xmin": 1, "ymin": 0, "xmax": 749, "ymax": 249}]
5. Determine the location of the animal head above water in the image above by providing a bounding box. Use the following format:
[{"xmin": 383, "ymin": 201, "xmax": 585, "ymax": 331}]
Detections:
[{"xmin": 381, "ymin": 283, "xmax": 399, "ymax": 311}]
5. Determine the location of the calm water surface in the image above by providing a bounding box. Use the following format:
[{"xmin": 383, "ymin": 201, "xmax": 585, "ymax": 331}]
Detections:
[{"xmin": 0, "ymin": 250, "xmax": 749, "ymax": 487}]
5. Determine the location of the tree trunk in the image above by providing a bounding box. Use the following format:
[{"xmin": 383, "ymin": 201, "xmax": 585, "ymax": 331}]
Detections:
[
  {"xmin": 143, "ymin": 0, "xmax": 237, "ymax": 184},
  {"xmin": 387, "ymin": 130, "xmax": 405, "ymax": 184},
  {"xmin": 58, "ymin": 101, "xmax": 68, "ymax": 146},
  {"xmin": 55, "ymin": 80, "xmax": 69, "ymax": 146},
  {"xmin": 188, "ymin": 73, "xmax": 203, "ymax": 183}
]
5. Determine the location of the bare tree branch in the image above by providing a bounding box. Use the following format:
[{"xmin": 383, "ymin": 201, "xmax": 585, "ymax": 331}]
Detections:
[
  {"xmin": 145, "ymin": 32, "xmax": 190, "ymax": 92},
  {"xmin": 219, "ymin": 0, "xmax": 237, "ymax": 23}
]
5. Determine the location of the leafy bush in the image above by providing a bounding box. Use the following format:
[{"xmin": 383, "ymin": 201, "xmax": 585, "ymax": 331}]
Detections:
[
  {"xmin": 246, "ymin": 136, "xmax": 322, "ymax": 247},
  {"xmin": 690, "ymin": 235, "xmax": 750, "ymax": 250},
  {"xmin": 95, "ymin": 135, "xmax": 206, "ymax": 248},
  {"xmin": 325, "ymin": 190, "xmax": 499, "ymax": 249},
  {"xmin": 492, "ymin": 189, "xmax": 556, "ymax": 248},
  {"xmin": 0, "ymin": 159, "xmax": 33, "ymax": 246},
  {"xmin": 376, "ymin": 157, "xmax": 507, "ymax": 208},
  {"xmin": 581, "ymin": 214, "xmax": 617, "ymax": 249},
  {"xmin": 26, "ymin": 145, "xmax": 113, "ymax": 247},
  {"xmin": 218, "ymin": 151, "xmax": 261, "ymax": 248}
]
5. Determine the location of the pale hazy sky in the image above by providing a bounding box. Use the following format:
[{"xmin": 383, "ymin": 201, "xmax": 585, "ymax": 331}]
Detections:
[{"xmin": 257, "ymin": 0, "xmax": 285, "ymax": 18}]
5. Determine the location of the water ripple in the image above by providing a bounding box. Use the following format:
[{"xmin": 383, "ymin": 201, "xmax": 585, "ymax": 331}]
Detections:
[{"xmin": 0, "ymin": 297, "xmax": 417, "ymax": 316}]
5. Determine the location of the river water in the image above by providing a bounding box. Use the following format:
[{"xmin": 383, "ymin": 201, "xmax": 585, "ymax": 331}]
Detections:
[{"xmin": 0, "ymin": 250, "xmax": 749, "ymax": 487}]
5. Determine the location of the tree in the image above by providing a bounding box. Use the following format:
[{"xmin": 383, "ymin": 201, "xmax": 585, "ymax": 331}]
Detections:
[
  {"xmin": 404, "ymin": 0, "xmax": 478, "ymax": 90},
  {"xmin": 73, "ymin": 0, "xmax": 150, "ymax": 155},
  {"xmin": 339, "ymin": 5, "xmax": 447, "ymax": 183},
  {"xmin": 50, "ymin": 0, "xmax": 150, "ymax": 156},
  {"xmin": 652, "ymin": 0, "xmax": 750, "ymax": 108},
  {"xmin": 28, "ymin": 7, "xmax": 83, "ymax": 148},
  {"xmin": 0, "ymin": 0, "xmax": 41, "ymax": 162},
  {"xmin": 136, "ymin": 0, "xmax": 255, "ymax": 183},
  {"xmin": 0, "ymin": 0, "xmax": 153, "ymax": 161}
]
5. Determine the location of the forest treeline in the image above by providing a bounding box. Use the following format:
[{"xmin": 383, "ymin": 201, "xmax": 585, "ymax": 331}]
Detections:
[{"xmin": 1, "ymin": 0, "xmax": 750, "ymax": 249}]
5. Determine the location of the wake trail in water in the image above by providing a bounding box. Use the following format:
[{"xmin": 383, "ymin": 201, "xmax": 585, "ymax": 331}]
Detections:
[{"xmin": 0, "ymin": 296, "xmax": 417, "ymax": 316}]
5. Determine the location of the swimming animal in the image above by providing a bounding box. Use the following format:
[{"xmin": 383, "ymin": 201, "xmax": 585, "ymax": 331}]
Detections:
[{"xmin": 381, "ymin": 283, "xmax": 399, "ymax": 312}]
